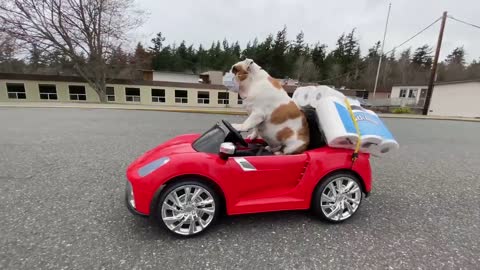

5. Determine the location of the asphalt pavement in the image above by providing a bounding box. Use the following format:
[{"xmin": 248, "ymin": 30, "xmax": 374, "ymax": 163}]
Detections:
[{"xmin": 1, "ymin": 108, "xmax": 479, "ymax": 270}]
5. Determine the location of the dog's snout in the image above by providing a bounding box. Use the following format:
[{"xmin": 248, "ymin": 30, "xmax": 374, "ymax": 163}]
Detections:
[{"xmin": 231, "ymin": 66, "xmax": 238, "ymax": 74}]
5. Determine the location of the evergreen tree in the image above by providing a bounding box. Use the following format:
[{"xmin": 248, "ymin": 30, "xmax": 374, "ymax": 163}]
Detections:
[
  {"xmin": 132, "ymin": 42, "xmax": 151, "ymax": 69},
  {"xmin": 412, "ymin": 44, "xmax": 433, "ymax": 69},
  {"xmin": 28, "ymin": 44, "xmax": 47, "ymax": 70},
  {"xmin": 270, "ymin": 26, "xmax": 290, "ymax": 78},
  {"xmin": 311, "ymin": 43, "xmax": 328, "ymax": 79},
  {"xmin": 149, "ymin": 32, "xmax": 166, "ymax": 54},
  {"xmin": 445, "ymin": 46, "xmax": 466, "ymax": 66}
]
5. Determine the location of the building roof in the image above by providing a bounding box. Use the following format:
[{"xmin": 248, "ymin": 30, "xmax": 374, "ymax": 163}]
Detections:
[
  {"xmin": 139, "ymin": 69, "xmax": 198, "ymax": 75},
  {"xmin": 0, "ymin": 73, "xmax": 228, "ymax": 90},
  {"xmin": 434, "ymin": 79, "xmax": 480, "ymax": 86},
  {"xmin": 392, "ymin": 83, "xmax": 428, "ymax": 87},
  {"xmin": 393, "ymin": 79, "xmax": 480, "ymax": 87}
]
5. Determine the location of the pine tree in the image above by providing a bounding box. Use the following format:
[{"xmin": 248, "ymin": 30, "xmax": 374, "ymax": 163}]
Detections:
[
  {"xmin": 311, "ymin": 43, "xmax": 328, "ymax": 79},
  {"xmin": 270, "ymin": 26, "xmax": 290, "ymax": 78},
  {"xmin": 412, "ymin": 45, "xmax": 433, "ymax": 69},
  {"xmin": 445, "ymin": 46, "xmax": 466, "ymax": 66},
  {"xmin": 397, "ymin": 48, "xmax": 412, "ymax": 83},
  {"xmin": 149, "ymin": 32, "xmax": 166, "ymax": 54},
  {"xmin": 132, "ymin": 43, "xmax": 151, "ymax": 69},
  {"xmin": 291, "ymin": 31, "xmax": 305, "ymax": 58},
  {"xmin": 442, "ymin": 46, "xmax": 467, "ymax": 81}
]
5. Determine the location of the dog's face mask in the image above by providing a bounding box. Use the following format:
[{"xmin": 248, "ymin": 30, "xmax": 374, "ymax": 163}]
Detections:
[
  {"xmin": 222, "ymin": 72, "xmax": 239, "ymax": 92},
  {"xmin": 223, "ymin": 59, "xmax": 255, "ymax": 95}
]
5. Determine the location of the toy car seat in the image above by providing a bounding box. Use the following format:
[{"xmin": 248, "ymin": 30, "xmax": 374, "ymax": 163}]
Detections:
[{"xmin": 300, "ymin": 105, "xmax": 327, "ymax": 150}]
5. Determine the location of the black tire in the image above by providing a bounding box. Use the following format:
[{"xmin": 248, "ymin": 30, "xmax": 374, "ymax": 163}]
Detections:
[
  {"xmin": 311, "ymin": 172, "xmax": 363, "ymax": 223},
  {"xmin": 156, "ymin": 179, "xmax": 220, "ymax": 237}
]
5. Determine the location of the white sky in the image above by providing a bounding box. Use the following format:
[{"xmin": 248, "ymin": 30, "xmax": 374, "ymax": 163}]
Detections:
[{"xmin": 130, "ymin": 0, "xmax": 480, "ymax": 63}]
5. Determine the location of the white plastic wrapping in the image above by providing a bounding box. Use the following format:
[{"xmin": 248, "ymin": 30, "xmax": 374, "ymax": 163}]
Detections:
[{"xmin": 293, "ymin": 85, "xmax": 399, "ymax": 156}]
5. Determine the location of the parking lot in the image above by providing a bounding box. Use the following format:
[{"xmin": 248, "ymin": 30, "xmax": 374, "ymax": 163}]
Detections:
[{"xmin": 1, "ymin": 108, "xmax": 479, "ymax": 269}]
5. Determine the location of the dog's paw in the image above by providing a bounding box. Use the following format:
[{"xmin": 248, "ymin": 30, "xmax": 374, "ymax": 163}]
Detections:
[{"xmin": 247, "ymin": 132, "xmax": 257, "ymax": 140}]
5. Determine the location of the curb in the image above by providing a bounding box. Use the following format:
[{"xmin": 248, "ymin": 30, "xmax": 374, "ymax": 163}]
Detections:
[
  {"xmin": 0, "ymin": 103, "xmax": 248, "ymax": 115},
  {"xmin": 1, "ymin": 103, "xmax": 479, "ymax": 122},
  {"xmin": 377, "ymin": 114, "xmax": 480, "ymax": 122}
]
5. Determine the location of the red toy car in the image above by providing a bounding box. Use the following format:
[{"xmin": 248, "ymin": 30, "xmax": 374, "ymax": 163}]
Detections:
[{"xmin": 125, "ymin": 108, "xmax": 372, "ymax": 237}]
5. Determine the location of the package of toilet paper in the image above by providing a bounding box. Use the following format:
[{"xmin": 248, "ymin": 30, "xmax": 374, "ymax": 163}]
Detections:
[{"xmin": 293, "ymin": 85, "xmax": 399, "ymax": 156}]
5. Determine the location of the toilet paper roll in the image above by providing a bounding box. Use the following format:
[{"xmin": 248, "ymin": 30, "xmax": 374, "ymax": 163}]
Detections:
[
  {"xmin": 315, "ymin": 96, "xmax": 359, "ymax": 150},
  {"xmin": 369, "ymin": 139, "xmax": 400, "ymax": 157},
  {"xmin": 359, "ymin": 135, "xmax": 383, "ymax": 153}
]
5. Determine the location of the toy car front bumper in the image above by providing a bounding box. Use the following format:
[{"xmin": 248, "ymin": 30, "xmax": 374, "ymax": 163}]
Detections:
[{"xmin": 125, "ymin": 181, "xmax": 148, "ymax": 217}]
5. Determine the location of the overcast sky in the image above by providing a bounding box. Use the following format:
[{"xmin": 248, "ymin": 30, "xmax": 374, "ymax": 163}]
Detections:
[{"xmin": 132, "ymin": 0, "xmax": 480, "ymax": 63}]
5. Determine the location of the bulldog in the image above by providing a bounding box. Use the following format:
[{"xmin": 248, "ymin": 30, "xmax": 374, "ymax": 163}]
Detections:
[{"xmin": 223, "ymin": 59, "xmax": 309, "ymax": 155}]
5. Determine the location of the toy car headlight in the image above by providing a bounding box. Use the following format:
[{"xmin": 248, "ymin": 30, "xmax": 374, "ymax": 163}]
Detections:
[{"xmin": 138, "ymin": 157, "xmax": 170, "ymax": 177}]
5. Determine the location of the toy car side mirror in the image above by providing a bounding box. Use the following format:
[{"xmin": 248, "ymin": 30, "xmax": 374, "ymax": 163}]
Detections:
[{"xmin": 219, "ymin": 142, "xmax": 235, "ymax": 160}]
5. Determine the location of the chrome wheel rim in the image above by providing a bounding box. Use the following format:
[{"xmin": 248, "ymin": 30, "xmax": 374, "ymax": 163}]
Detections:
[
  {"xmin": 161, "ymin": 185, "xmax": 216, "ymax": 235},
  {"xmin": 320, "ymin": 177, "xmax": 362, "ymax": 221}
]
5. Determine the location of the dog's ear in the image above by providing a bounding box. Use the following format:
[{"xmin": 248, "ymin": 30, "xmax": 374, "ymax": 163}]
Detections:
[{"xmin": 245, "ymin": 59, "xmax": 254, "ymax": 70}]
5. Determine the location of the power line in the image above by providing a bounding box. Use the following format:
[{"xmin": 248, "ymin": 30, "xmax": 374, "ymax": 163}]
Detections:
[
  {"xmin": 317, "ymin": 16, "xmax": 442, "ymax": 83},
  {"xmin": 383, "ymin": 16, "xmax": 442, "ymax": 55},
  {"xmin": 448, "ymin": 15, "xmax": 480, "ymax": 30}
]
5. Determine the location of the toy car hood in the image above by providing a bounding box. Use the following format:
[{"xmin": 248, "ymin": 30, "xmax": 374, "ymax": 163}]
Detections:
[{"xmin": 128, "ymin": 133, "xmax": 200, "ymax": 170}]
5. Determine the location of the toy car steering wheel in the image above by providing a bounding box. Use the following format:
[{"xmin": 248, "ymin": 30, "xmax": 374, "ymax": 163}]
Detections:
[{"xmin": 222, "ymin": 120, "xmax": 248, "ymax": 147}]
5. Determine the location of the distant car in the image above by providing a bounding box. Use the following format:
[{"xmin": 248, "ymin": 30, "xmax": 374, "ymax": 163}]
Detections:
[{"xmin": 125, "ymin": 107, "xmax": 372, "ymax": 237}]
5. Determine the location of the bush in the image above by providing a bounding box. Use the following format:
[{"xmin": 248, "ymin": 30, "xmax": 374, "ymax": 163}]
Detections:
[{"xmin": 392, "ymin": 107, "xmax": 413, "ymax": 114}]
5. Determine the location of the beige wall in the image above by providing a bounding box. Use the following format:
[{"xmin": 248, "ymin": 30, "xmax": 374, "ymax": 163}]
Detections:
[
  {"xmin": 428, "ymin": 82, "xmax": 480, "ymax": 117},
  {"xmin": 0, "ymin": 79, "xmax": 242, "ymax": 108}
]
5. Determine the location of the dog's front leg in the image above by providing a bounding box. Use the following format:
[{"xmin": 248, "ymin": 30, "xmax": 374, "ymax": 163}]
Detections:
[
  {"xmin": 247, "ymin": 128, "xmax": 259, "ymax": 140},
  {"xmin": 231, "ymin": 112, "xmax": 264, "ymax": 132}
]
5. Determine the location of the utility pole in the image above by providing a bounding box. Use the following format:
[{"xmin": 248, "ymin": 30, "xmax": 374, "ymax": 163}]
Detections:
[
  {"xmin": 373, "ymin": 2, "xmax": 392, "ymax": 98},
  {"xmin": 423, "ymin": 11, "xmax": 448, "ymax": 115}
]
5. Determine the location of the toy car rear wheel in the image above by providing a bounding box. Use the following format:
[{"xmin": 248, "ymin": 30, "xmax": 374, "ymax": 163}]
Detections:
[
  {"xmin": 156, "ymin": 180, "xmax": 220, "ymax": 237},
  {"xmin": 312, "ymin": 172, "xmax": 363, "ymax": 223}
]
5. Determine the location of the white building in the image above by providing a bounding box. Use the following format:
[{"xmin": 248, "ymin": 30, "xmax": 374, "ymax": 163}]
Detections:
[
  {"xmin": 391, "ymin": 85, "xmax": 428, "ymax": 106},
  {"xmin": 139, "ymin": 70, "xmax": 225, "ymax": 85},
  {"xmin": 428, "ymin": 80, "xmax": 480, "ymax": 118},
  {"xmin": 391, "ymin": 80, "xmax": 480, "ymax": 117}
]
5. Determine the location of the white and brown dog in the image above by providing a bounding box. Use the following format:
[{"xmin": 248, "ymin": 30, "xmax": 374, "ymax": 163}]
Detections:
[{"xmin": 227, "ymin": 59, "xmax": 309, "ymax": 155}]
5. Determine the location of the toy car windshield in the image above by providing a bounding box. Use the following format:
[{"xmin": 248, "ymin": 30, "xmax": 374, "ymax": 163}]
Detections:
[{"xmin": 192, "ymin": 122, "xmax": 228, "ymax": 153}]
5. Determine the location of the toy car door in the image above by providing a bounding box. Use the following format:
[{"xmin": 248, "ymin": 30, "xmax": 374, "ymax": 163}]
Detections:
[{"xmin": 226, "ymin": 153, "xmax": 308, "ymax": 211}]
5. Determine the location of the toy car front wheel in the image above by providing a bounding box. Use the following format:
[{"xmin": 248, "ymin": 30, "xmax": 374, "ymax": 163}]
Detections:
[
  {"xmin": 156, "ymin": 180, "xmax": 219, "ymax": 237},
  {"xmin": 312, "ymin": 172, "xmax": 363, "ymax": 223}
]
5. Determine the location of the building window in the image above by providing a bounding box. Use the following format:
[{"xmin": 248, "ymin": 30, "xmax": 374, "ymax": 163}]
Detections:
[
  {"xmin": 399, "ymin": 89, "xmax": 407, "ymax": 98},
  {"xmin": 69, "ymin": 85, "xmax": 86, "ymax": 101},
  {"xmin": 39, "ymin": 84, "xmax": 57, "ymax": 100},
  {"xmin": 125, "ymin": 87, "xmax": 140, "ymax": 102},
  {"xmin": 106, "ymin": 87, "xmax": 115, "ymax": 102},
  {"xmin": 152, "ymin": 89, "xmax": 165, "ymax": 103},
  {"xmin": 408, "ymin": 88, "xmax": 418, "ymax": 98},
  {"xmin": 175, "ymin": 90, "xmax": 188, "ymax": 103},
  {"xmin": 237, "ymin": 94, "xmax": 243, "ymax": 105},
  {"xmin": 197, "ymin": 91, "xmax": 210, "ymax": 104},
  {"xmin": 218, "ymin": 92, "xmax": 229, "ymax": 105},
  {"xmin": 6, "ymin": 83, "xmax": 26, "ymax": 99}
]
